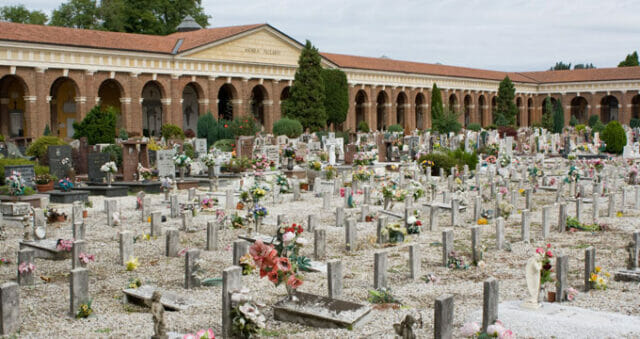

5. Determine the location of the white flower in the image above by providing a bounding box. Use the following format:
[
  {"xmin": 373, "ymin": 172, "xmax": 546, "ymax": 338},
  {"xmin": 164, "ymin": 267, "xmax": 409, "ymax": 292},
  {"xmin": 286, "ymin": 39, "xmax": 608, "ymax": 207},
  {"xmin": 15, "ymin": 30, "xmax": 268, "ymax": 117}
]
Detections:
[
  {"xmin": 477, "ymin": 260, "xmax": 486, "ymax": 269},
  {"xmin": 295, "ymin": 237, "xmax": 308, "ymax": 246},
  {"xmin": 407, "ymin": 216, "xmax": 417, "ymax": 225},
  {"xmin": 282, "ymin": 232, "xmax": 295, "ymax": 242}
]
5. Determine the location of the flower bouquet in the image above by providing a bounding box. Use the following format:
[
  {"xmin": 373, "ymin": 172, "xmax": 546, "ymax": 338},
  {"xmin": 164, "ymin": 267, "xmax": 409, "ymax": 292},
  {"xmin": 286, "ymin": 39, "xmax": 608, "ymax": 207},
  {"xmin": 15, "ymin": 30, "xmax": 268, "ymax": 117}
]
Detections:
[
  {"xmin": 352, "ymin": 166, "xmax": 373, "ymax": 182},
  {"xmin": 538, "ymin": 244, "xmax": 554, "ymax": 287},
  {"xmin": 324, "ymin": 165, "xmax": 337, "ymax": 179},
  {"xmin": 6, "ymin": 171, "xmax": 25, "ymax": 196},
  {"xmin": 231, "ymin": 300, "xmax": 265, "ymax": 338},
  {"xmin": 589, "ymin": 266, "xmax": 610, "ymax": 290},
  {"xmin": 309, "ymin": 160, "xmax": 322, "ymax": 171},
  {"xmin": 252, "ymin": 154, "xmax": 270, "ymax": 174},
  {"xmin": 58, "ymin": 177, "xmax": 74, "ymax": 192},
  {"xmin": 137, "ymin": 163, "xmax": 152, "ymax": 181},
  {"xmin": 381, "ymin": 222, "xmax": 407, "ymax": 243},
  {"xmin": 406, "ymin": 214, "xmax": 422, "ymax": 234},
  {"xmin": 173, "ymin": 154, "xmax": 192, "ymax": 168}
]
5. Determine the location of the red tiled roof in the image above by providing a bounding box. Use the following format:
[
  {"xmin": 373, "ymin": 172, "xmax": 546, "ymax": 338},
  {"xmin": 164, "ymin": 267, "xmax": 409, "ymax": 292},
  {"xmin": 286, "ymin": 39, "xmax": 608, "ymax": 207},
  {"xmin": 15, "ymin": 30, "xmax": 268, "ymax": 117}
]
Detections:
[
  {"xmin": 520, "ymin": 67, "xmax": 640, "ymax": 83},
  {"xmin": 0, "ymin": 21, "xmax": 264, "ymax": 54}
]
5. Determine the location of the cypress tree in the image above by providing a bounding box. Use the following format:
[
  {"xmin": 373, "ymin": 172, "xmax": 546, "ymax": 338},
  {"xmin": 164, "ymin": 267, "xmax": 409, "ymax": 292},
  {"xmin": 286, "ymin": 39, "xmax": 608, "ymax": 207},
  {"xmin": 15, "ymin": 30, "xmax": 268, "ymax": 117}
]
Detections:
[
  {"xmin": 321, "ymin": 68, "xmax": 349, "ymax": 129},
  {"xmin": 282, "ymin": 40, "xmax": 326, "ymax": 131},
  {"xmin": 197, "ymin": 111, "xmax": 217, "ymax": 148},
  {"xmin": 431, "ymin": 83, "xmax": 443, "ymax": 122},
  {"xmin": 494, "ymin": 76, "xmax": 518, "ymax": 126},
  {"xmin": 541, "ymin": 97, "xmax": 553, "ymax": 130},
  {"xmin": 552, "ymin": 97, "xmax": 564, "ymax": 133}
]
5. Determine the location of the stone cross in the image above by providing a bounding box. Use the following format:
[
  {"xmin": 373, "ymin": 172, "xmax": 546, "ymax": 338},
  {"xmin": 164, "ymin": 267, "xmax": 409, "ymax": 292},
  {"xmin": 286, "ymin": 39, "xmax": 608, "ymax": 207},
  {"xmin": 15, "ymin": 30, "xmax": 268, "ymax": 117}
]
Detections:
[
  {"xmin": 451, "ymin": 199, "xmax": 459, "ymax": 226},
  {"xmin": 496, "ymin": 217, "xmax": 504, "ymax": 250},
  {"xmin": 314, "ymin": 229, "xmax": 326, "ymax": 259},
  {"xmin": 151, "ymin": 211, "xmax": 162, "ymax": 237},
  {"xmin": 185, "ymin": 249, "xmax": 201, "ymax": 289},
  {"xmin": 556, "ymin": 254, "xmax": 568, "ymax": 302},
  {"xmin": 482, "ymin": 277, "xmax": 499, "ymax": 333},
  {"xmin": 558, "ymin": 203, "xmax": 567, "ymax": 232},
  {"xmin": 0, "ymin": 282, "xmax": 19, "ymax": 335},
  {"xmin": 429, "ymin": 206, "xmax": 439, "ymax": 231},
  {"xmin": 542, "ymin": 206, "xmax": 551, "ymax": 239},
  {"xmin": 71, "ymin": 239, "xmax": 87, "ymax": 269},
  {"xmin": 521, "ymin": 210, "xmax": 530, "ymax": 243},
  {"xmin": 73, "ymin": 222, "xmax": 85, "ymax": 241},
  {"xmin": 165, "ymin": 228, "xmax": 179, "ymax": 257},
  {"xmin": 409, "ymin": 244, "xmax": 420, "ymax": 280},
  {"xmin": 434, "ymin": 294, "xmax": 454, "ymax": 339},
  {"xmin": 607, "ymin": 194, "xmax": 615, "ymax": 218},
  {"xmin": 336, "ymin": 207, "xmax": 345, "ymax": 227},
  {"xmin": 206, "ymin": 221, "xmax": 218, "ymax": 251},
  {"xmin": 232, "ymin": 240, "xmax": 249, "ymax": 266},
  {"xmin": 170, "ymin": 194, "xmax": 179, "ymax": 218},
  {"xmin": 72, "ymin": 201, "xmax": 83, "ymax": 225},
  {"xmin": 119, "ymin": 231, "xmax": 133, "ymax": 265},
  {"xmin": 222, "ymin": 266, "xmax": 242, "ymax": 338},
  {"xmin": 225, "ymin": 189, "xmax": 234, "ymax": 209},
  {"xmin": 377, "ymin": 216, "xmax": 387, "ymax": 244},
  {"xmin": 70, "ymin": 268, "xmax": 89, "ymax": 316},
  {"xmin": 442, "ymin": 230, "xmax": 453, "ymax": 267},
  {"xmin": 374, "ymin": 251, "xmax": 388, "ymax": 289},
  {"xmin": 345, "ymin": 218, "xmax": 357, "ymax": 252},
  {"xmin": 142, "ymin": 196, "xmax": 152, "ymax": 222},
  {"xmin": 584, "ymin": 247, "xmax": 595, "ymax": 291},
  {"xmin": 327, "ymin": 260, "xmax": 343, "ymax": 299},
  {"xmin": 106, "ymin": 199, "xmax": 118, "ymax": 227},
  {"xmin": 17, "ymin": 249, "xmax": 34, "ymax": 286},
  {"xmin": 323, "ymin": 192, "xmax": 331, "ymax": 209},
  {"xmin": 471, "ymin": 227, "xmax": 481, "ymax": 264}
]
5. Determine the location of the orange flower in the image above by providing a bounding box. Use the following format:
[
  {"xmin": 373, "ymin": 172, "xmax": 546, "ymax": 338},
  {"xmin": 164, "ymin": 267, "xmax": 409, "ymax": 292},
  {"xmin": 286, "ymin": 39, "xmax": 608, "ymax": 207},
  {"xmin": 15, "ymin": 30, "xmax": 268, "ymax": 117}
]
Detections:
[
  {"xmin": 275, "ymin": 257, "xmax": 291, "ymax": 272},
  {"xmin": 267, "ymin": 270, "xmax": 279, "ymax": 284}
]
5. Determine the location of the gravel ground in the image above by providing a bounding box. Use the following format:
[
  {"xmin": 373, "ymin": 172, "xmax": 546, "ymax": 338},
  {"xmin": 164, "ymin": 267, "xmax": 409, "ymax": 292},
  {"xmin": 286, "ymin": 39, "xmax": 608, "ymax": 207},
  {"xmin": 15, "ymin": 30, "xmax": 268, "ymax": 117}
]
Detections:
[{"xmin": 1, "ymin": 171, "xmax": 639, "ymax": 339}]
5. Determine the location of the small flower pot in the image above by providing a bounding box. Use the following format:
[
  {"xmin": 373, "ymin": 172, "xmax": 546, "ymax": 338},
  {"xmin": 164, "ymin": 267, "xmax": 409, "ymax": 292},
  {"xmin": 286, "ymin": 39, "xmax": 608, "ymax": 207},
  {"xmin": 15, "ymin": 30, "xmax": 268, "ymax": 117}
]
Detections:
[
  {"xmin": 365, "ymin": 216, "xmax": 374, "ymax": 222},
  {"xmin": 55, "ymin": 215, "xmax": 66, "ymax": 223},
  {"xmin": 236, "ymin": 202, "xmax": 245, "ymax": 210},
  {"xmin": 83, "ymin": 210, "xmax": 88, "ymax": 218},
  {"xmin": 36, "ymin": 181, "xmax": 54, "ymax": 192},
  {"xmin": 300, "ymin": 183, "xmax": 309, "ymax": 191},
  {"xmin": 547, "ymin": 291, "xmax": 556, "ymax": 302}
]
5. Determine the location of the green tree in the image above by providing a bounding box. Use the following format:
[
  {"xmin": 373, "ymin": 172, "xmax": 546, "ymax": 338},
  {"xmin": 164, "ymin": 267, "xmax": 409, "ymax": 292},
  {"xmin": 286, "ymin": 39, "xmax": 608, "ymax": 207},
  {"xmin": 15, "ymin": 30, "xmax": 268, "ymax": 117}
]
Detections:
[
  {"xmin": 282, "ymin": 40, "xmax": 326, "ymax": 131},
  {"xmin": 0, "ymin": 5, "xmax": 48, "ymax": 24},
  {"xmin": 197, "ymin": 111, "xmax": 217, "ymax": 148},
  {"xmin": 72, "ymin": 105, "xmax": 116, "ymax": 144},
  {"xmin": 493, "ymin": 76, "xmax": 518, "ymax": 126},
  {"xmin": 430, "ymin": 83, "xmax": 443, "ymax": 122},
  {"xmin": 432, "ymin": 107, "xmax": 461, "ymax": 134},
  {"xmin": 549, "ymin": 61, "xmax": 571, "ymax": 70},
  {"xmin": 601, "ymin": 121, "xmax": 626, "ymax": 154},
  {"xmin": 552, "ymin": 97, "xmax": 564, "ymax": 133},
  {"xmin": 574, "ymin": 63, "xmax": 595, "ymax": 69},
  {"xmin": 619, "ymin": 51, "xmax": 639, "ymax": 67},
  {"xmin": 321, "ymin": 68, "xmax": 348, "ymax": 129},
  {"xmin": 50, "ymin": 0, "xmax": 210, "ymax": 35},
  {"xmin": 541, "ymin": 97, "xmax": 553, "ymax": 130},
  {"xmin": 50, "ymin": 0, "xmax": 102, "ymax": 29}
]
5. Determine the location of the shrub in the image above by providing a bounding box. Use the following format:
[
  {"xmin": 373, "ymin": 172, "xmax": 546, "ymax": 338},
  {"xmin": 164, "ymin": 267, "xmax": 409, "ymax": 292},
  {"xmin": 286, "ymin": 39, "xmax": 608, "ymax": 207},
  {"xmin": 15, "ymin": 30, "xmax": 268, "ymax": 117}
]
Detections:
[
  {"xmin": 273, "ymin": 118, "xmax": 303, "ymax": 138},
  {"xmin": 101, "ymin": 145, "xmax": 123, "ymax": 168},
  {"xmin": 485, "ymin": 124, "xmax": 497, "ymax": 130},
  {"xmin": 231, "ymin": 116, "xmax": 261, "ymax": 137},
  {"xmin": 601, "ymin": 121, "xmax": 626, "ymax": 154},
  {"xmin": 432, "ymin": 108, "xmax": 461, "ymax": 134},
  {"xmin": 358, "ymin": 121, "xmax": 370, "ymax": 133},
  {"xmin": 575, "ymin": 124, "xmax": 586, "ymax": 132},
  {"xmin": 448, "ymin": 148, "xmax": 479, "ymax": 172},
  {"xmin": 26, "ymin": 136, "xmax": 67, "ymax": 162},
  {"xmin": 631, "ymin": 118, "xmax": 640, "ymax": 128},
  {"xmin": 569, "ymin": 115, "xmax": 578, "ymax": 127},
  {"xmin": 497, "ymin": 126, "xmax": 517, "ymax": 138},
  {"xmin": 35, "ymin": 165, "xmax": 49, "ymax": 176},
  {"xmin": 592, "ymin": 121, "xmax": 605, "ymax": 135},
  {"xmin": 73, "ymin": 105, "xmax": 117, "ymax": 145},
  {"xmin": 118, "ymin": 128, "xmax": 129, "ymax": 140},
  {"xmin": 184, "ymin": 129, "xmax": 196, "ymax": 139},
  {"xmin": 161, "ymin": 124, "xmax": 184, "ymax": 140},
  {"xmin": 183, "ymin": 143, "xmax": 196, "ymax": 159},
  {"xmin": 418, "ymin": 152, "xmax": 458, "ymax": 176},
  {"xmin": 213, "ymin": 139, "xmax": 235, "ymax": 152},
  {"xmin": 197, "ymin": 112, "xmax": 218, "ymax": 147},
  {"xmin": 0, "ymin": 158, "xmax": 35, "ymax": 185},
  {"xmin": 588, "ymin": 115, "xmax": 600, "ymax": 128},
  {"xmin": 466, "ymin": 123, "xmax": 481, "ymax": 131},
  {"xmin": 387, "ymin": 124, "xmax": 403, "ymax": 133}
]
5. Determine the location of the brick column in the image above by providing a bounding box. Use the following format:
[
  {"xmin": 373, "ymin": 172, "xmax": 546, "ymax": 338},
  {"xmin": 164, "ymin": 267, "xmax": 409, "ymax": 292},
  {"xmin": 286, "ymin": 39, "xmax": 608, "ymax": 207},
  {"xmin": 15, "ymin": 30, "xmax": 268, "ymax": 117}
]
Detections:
[
  {"xmin": 208, "ymin": 76, "xmax": 218, "ymax": 117},
  {"xmin": 35, "ymin": 68, "xmax": 48, "ymax": 137},
  {"xmin": 127, "ymin": 73, "xmax": 142, "ymax": 135},
  {"xmin": 170, "ymin": 74, "xmax": 182, "ymax": 127},
  {"xmin": 271, "ymin": 80, "xmax": 281, "ymax": 124},
  {"xmin": 263, "ymin": 99, "xmax": 274, "ymax": 132}
]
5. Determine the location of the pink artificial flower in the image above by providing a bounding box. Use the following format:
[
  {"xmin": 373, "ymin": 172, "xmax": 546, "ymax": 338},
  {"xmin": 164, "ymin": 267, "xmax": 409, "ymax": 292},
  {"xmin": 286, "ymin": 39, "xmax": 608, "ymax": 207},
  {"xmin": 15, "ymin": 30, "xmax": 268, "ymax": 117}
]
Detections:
[
  {"xmin": 340, "ymin": 187, "xmax": 345, "ymax": 197},
  {"xmin": 499, "ymin": 329, "xmax": 514, "ymax": 339},
  {"xmin": 18, "ymin": 262, "xmax": 35, "ymax": 274},
  {"xmin": 78, "ymin": 253, "xmax": 95, "ymax": 264},
  {"xmin": 282, "ymin": 232, "xmax": 295, "ymax": 243},
  {"xmin": 536, "ymin": 247, "xmax": 544, "ymax": 254},
  {"xmin": 459, "ymin": 322, "xmax": 480, "ymax": 337},
  {"xmin": 286, "ymin": 274, "xmax": 303, "ymax": 288},
  {"xmin": 177, "ymin": 248, "xmax": 188, "ymax": 257}
]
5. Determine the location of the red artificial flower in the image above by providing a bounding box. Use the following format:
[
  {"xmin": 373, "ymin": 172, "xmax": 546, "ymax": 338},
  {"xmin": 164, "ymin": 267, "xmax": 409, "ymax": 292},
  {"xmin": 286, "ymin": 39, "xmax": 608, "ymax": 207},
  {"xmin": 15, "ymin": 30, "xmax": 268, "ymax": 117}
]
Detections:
[
  {"xmin": 415, "ymin": 221, "xmax": 422, "ymax": 226},
  {"xmin": 536, "ymin": 248, "xmax": 544, "ymax": 254},
  {"xmin": 244, "ymin": 119, "xmax": 248, "ymax": 123},
  {"xmin": 546, "ymin": 251, "xmax": 553, "ymax": 258},
  {"xmin": 259, "ymin": 267, "xmax": 269, "ymax": 278},
  {"xmin": 267, "ymin": 270, "xmax": 279, "ymax": 284},
  {"xmin": 296, "ymin": 224, "xmax": 303, "ymax": 234},
  {"xmin": 239, "ymin": 126, "xmax": 243, "ymax": 129},
  {"xmin": 224, "ymin": 124, "xmax": 228, "ymax": 128},
  {"xmin": 547, "ymin": 243, "xmax": 551, "ymax": 248},
  {"xmin": 286, "ymin": 275, "xmax": 303, "ymax": 288},
  {"xmin": 275, "ymin": 257, "xmax": 291, "ymax": 272}
]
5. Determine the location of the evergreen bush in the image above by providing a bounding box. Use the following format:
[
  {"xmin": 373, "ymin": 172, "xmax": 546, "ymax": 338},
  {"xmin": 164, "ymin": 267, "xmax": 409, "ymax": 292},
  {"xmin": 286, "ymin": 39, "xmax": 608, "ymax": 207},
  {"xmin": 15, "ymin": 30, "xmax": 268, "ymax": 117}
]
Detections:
[
  {"xmin": 631, "ymin": 118, "xmax": 640, "ymax": 128},
  {"xmin": 26, "ymin": 136, "xmax": 67, "ymax": 161},
  {"xmin": 161, "ymin": 124, "xmax": 184, "ymax": 140},
  {"xmin": 231, "ymin": 115, "xmax": 261, "ymax": 137},
  {"xmin": 388, "ymin": 124, "xmax": 403, "ymax": 133},
  {"xmin": 213, "ymin": 139, "xmax": 235, "ymax": 152},
  {"xmin": 588, "ymin": 114, "xmax": 600, "ymax": 128},
  {"xmin": 466, "ymin": 123, "xmax": 481, "ymax": 131},
  {"xmin": 101, "ymin": 144, "xmax": 122, "ymax": 168},
  {"xmin": 273, "ymin": 118, "xmax": 303, "ymax": 138},
  {"xmin": 569, "ymin": 115, "xmax": 578, "ymax": 127},
  {"xmin": 72, "ymin": 105, "xmax": 117, "ymax": 144},
  {"xmin": 601, "ymin": 121, "xmax": 626, "ymax": 154},
  {"xmin": 357, "ymin": 121, "xmax": 370, "ymax": 133},
  {"xmin": 417, "ymin": 152, "xmax": 457, "ymax": 176}
]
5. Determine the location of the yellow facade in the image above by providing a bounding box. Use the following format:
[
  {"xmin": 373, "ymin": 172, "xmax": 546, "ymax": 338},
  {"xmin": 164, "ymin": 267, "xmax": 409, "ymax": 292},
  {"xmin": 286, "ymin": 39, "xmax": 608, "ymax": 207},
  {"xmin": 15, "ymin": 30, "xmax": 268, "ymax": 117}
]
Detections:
[{"xmin": 54, "ymin": 80, "xmax": 77, "ymax": 138}]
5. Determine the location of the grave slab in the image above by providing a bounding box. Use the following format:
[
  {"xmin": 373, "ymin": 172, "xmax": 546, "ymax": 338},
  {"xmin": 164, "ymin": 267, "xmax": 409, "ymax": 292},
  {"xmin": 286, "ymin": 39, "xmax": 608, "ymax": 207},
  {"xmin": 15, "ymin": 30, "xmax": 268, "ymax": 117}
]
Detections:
[
  {"xmin": 19, "ymin": 239, "xmax": 71, "ymax": 260},
  {"xmin": 272, "ymin": 292, "xmax": 371, "ymax": 329},
  {"xmin": 47, "ymin": 190, "xmax": 89, "ymax": 204},
  {"xmin": 122, "ymin": 285, "xmax": 192, "ymax": 311}
]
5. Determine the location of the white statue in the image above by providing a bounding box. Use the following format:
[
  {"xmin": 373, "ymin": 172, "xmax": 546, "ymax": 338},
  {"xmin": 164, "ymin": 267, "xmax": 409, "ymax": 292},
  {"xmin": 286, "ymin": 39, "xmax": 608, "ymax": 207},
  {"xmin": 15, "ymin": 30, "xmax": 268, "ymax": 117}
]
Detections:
[{"xmin": 522, "ymin": 253, "xmax": 543, "ymax": 309}]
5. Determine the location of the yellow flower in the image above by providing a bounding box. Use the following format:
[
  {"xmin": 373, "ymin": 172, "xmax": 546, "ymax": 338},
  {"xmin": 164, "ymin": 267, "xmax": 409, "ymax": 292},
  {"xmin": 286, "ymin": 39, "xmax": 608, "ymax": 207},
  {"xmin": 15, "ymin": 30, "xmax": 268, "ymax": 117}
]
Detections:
[
  {"xmin": 605, "ymin": 272, "xmax": 611, "ymax": 278},
  {"xmin": 519, "ymin": 188, "xmax": 525, "ymax": 194},
  {"xmin": 590, "ymin": 273, "xmax": 597, "ymax": 281},
  {"xmin": 477, "ymin": 218, "xmax": 488, "ymax": 225},
  {"xmin": 126, "ymin": 257, "xmax": 139, "ymax": 271},
  {"xmin": 616, "ymin": 211, "xmax": 623, "ymax": 217},
  {"xmin": 595, "ymin": 266, "xmax": 601, "ymax": 273}
]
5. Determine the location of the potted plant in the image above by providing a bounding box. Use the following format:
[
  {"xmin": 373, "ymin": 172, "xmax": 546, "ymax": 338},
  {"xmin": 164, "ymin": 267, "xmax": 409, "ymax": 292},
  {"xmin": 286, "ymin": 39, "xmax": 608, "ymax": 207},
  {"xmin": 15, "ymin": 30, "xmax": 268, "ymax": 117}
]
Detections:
[{"xmin": 35, "ymin": 173, "xmax": 57, "ymax": 192}]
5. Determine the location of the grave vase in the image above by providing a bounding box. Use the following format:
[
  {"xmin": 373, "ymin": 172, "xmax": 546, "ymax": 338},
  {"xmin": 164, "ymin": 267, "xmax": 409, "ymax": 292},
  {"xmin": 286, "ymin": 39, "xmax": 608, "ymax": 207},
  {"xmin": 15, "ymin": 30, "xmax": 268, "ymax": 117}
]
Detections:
[
  {"xmin": 179, "ymin": 167, "xmax": 185, "ymax": 181},
  {"xmin": 107, "ymin": 172, "xmax": 113, "ymax": 187},
  {"xmin": 287, "ymin": 158, "xmax": 294, "ymax": 171},
  {"xmin": 208, "ymin": 166, "xmax": 214, "ymax": 179},
  {"xmin": 285, "ymin": 284, "xmax": 299, "ymax": 302}
]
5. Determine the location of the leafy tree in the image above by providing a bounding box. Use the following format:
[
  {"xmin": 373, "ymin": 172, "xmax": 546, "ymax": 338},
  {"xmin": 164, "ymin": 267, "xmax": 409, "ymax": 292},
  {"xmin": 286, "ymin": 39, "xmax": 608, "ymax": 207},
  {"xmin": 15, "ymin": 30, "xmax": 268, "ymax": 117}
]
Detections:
[
  {"xmin": 282, "ymin": 40, "xmax": 326, "ymax": 131},
  {"xmin": 321, "ymin": 68, "xmax": 348, "ymax": 129},
  {"xmin": 618, "ymin": 51, "xmax": 639, "ymax": 67},
  {"xmin": 432, "ymin": 107, "xmax": 461, "ymax": 134},
  {"xmin": 49, "ymin": 0, "xmax": 210, "ymax": 35},
  {"xmin": 50, "ymin": 0, "xmax": 102, "ymax": 29},
  {"xmin": 549, "ymin": 62, "xmax": 571, "ymax": 71},
  {"xmin": 552, "ymin": 97, "xmax": 564, "ymax": 133},
  {"xmin": 72, "ymin": 105, "xmax": 116, "ymax": 144},
  {"xmin": 493, "ymin": 76, "xmax": 518, "ymax": 127},
  {"xmin": 0, "ymin": 5, "xmax": 48, "ymax": 24},
  {"xmin": 430, "ymin": 83, "xmax": 443, "ymax": 123},
  {"xmin": 541, "ymin": 97, "xmax": 553, "ymax": 130},
  {"xmin": 574, "ymin": 63, "xmax": 595, "ymax": 69}
]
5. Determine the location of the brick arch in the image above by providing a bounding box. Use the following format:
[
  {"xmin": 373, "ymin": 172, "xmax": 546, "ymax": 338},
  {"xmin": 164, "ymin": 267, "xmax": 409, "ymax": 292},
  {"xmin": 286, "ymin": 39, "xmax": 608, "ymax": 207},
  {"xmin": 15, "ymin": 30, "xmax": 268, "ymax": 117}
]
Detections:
[
  {"xmin": 478, "ymin": 94, "xmax": 489, "ymax": 126},
  {"xmin": 97, "ymin": 79, "xmax": 125, "ymax": 130},
  {"xmin": 0, "ymin": 74, "xmax": 30, "ymax": 137},
  {"xmin": 569, "ymin": 96, "xmax": 589, "ymax": 124},
  {"xmin": 395, "ymin": 91, "xmax": 408, "ymax": 129},
  {"xmin": 218, "ymin": 82, "xmax": 239, "ymax": 120},
  {"xmin": 49, "ymin": 76, "xmax": 82, "ymax": 138},
  {"xmin": 354, "ymin": 88, "xmax": 369, "ymax": 130},
  {"xmin": 516, "ymin": 96, "xmax": 524, "ymax": 126},
  {"xmin": 527, "ymin": 97, "xmax": 534, "ymax": 126},
  {"xmin": 248, "ymin": 84, "xmax": 270, "ymax": 129},
  {"xmin": 463, "ymin": 94, "xmax": 473, "ymax": 127},
  {"xmin": 0, "ymin": 74, "xmax": 30, "ymax": 97},
  {"xmin": 375, "ymin": 89, "xmax": 390, "ymax": 131},
  {"xmin": 414, "ymin": 91, "xmax": 427, "ymax": 130}
]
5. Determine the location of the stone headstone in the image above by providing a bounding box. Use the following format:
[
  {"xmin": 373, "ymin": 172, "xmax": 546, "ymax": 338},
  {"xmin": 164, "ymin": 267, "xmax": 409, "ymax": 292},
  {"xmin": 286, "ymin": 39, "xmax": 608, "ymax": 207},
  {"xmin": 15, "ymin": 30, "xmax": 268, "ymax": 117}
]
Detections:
[
  {"xmin": 87, "ymin": 152, "xmax": 110, "ymax": 183},
  {"xmin": 327, "ymin": 260, "xmax": 342, "ymax": 299},
  {"xmin": 373, "ymin": 251, "xmax": 388, "ymax": 289},
  {"xmin": 482, "ymin": 277, "xmax": 499, "ymax": 332},
  {"xmin": 47, "ymin": 145, "xmax": 72, "ymax": 180},
  {"xmin": 4, "ymin": 164, "xmax": 35, "ymax": 188},
  {"xmin": 194, "ymin": 138, "xmax": 207, "ymax": 156},
  {"xmin": 156, "ymin": 149, "xmax": 176, "ymax": 178},
  {"xmin": 0, "ymin": 282, "xmax": 19, "ymax": 336},
  {"xmin": 434, "ymin": 294, "xmax": 454, "ymax": 339},
  {"xmin": 70, "ymin": 268, "xmax": 89, "ymax": 316},
  {"xmin": 237, "ymin": 136, "xmax": 254, "ymax": 159}
]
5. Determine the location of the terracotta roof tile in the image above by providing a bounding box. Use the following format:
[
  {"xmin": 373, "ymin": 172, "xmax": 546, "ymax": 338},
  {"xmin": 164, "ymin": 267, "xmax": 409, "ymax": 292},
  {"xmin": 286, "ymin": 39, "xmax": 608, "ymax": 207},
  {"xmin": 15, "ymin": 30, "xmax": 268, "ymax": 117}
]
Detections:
[
  {"xmin": 519, "ymin": 67, "xmax": 640, "ymax": 83},
  {"xmin": 0, "ymin": 21, "xmax": 263, "ymax": 54}
]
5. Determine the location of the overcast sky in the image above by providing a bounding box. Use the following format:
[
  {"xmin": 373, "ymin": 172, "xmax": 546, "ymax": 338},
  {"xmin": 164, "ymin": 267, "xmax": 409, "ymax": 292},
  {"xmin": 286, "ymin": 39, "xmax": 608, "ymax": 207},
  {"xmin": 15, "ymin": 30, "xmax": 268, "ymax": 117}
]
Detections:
[{"xmin": 4, "ymin": 0, "xmax": 640, "ymax": 72}]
